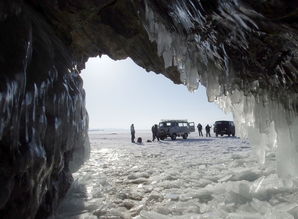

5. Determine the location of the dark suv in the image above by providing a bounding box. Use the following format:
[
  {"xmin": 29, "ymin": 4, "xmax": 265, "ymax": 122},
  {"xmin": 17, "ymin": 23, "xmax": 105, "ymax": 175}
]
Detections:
[{"xmin": 213, "ymin": 121, "xmax": 235, "ymax": 137}]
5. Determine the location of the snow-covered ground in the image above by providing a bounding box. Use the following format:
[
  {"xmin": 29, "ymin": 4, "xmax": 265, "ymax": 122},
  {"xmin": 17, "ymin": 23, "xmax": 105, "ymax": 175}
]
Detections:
[{"xmin": 53, "ymin": 131, "xmax": 298, "ymax": 219}]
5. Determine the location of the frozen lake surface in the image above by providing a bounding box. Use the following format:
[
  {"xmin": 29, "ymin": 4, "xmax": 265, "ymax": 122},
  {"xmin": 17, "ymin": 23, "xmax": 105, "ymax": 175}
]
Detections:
[{"xmin": 53, "ymin": 131, "xmax": 298, "ymax": 219}]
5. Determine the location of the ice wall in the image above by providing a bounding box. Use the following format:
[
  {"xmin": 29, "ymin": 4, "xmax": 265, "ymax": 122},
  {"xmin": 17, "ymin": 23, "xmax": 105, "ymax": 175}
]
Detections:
[
  {"xmin": 142, "ymin": 0, "xmax": 298, "ymax": 179},
  {"xmin": 0, "ymin": 2, "xmax": 89, "ymax": 218}
]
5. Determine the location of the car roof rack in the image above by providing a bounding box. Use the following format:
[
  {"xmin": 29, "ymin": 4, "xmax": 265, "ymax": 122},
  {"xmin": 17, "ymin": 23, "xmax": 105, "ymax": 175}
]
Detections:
[{"xmin": 160, "ymin": 119, "xmax": 188, "ymax": 123}]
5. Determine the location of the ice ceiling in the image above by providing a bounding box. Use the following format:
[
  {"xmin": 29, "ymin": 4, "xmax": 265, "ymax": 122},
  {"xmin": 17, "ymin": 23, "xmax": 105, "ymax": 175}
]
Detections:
[{"xmin": 0, "ymin": 0, "xmax": 297, "ymax": 218}]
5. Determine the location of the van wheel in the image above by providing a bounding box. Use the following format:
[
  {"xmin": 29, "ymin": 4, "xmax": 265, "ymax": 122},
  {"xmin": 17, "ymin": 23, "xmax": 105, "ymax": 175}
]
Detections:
[
  {"xmin": 216, "ymin": 133, "xmax": 218, "ymax": 137},
  {"xmin": 232, "ymin": 133, "xmax": 235, "ymax": 137},
  {"xmin": 221, "ymin": 134, "xmax": 223, "ymax": 136},
  {"xmin": 228, "ymin": 134, "xmax": 230, "ymax": 137},
  {"xmin": 171, "ymin": 134, "xmax": 177, "ymax": 140},
  {"xmin": 182, "ymin": 133, "xmax": 188, "ymax": 139}
]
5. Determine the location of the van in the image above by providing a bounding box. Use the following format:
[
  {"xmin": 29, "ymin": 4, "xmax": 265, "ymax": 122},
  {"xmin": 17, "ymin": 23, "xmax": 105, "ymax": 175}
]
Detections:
[
  {"xmin": 213, "ymin": 121, "xmax": 235, "ymax": 137},
  {"xmin": 158, "ymin": 120, "xmax": 195, "ymax": 140}
]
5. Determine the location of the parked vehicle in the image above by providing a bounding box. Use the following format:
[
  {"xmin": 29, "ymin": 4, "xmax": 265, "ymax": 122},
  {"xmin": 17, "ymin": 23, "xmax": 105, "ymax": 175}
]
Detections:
[
  {"xmin": 158, "ymin": 120, "xmax": 195, "ymax": 140},
  {"xmin": 213, "ymin": 120, "xmax": 235, "ymax": 137}
]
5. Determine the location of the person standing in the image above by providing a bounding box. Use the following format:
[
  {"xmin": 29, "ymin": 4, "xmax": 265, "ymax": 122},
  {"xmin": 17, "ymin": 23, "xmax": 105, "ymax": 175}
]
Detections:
[
  {"xmin": 152, "ymin": 124, "xmax": 160, "ymax": 141},
  {"xmin": 205, "ymin": 124, "xmax": 211, "ymax": 137},
  {"xmin": 130, "ymin": 124, "xmax": 135, "ymax": 143},
  {"xmin": 197, "ymin": 123, "xmax": 203, "ymax": 136},
  {"xmin": 151, "ymin": 125, "xmax": 155, "ymax": 141}
]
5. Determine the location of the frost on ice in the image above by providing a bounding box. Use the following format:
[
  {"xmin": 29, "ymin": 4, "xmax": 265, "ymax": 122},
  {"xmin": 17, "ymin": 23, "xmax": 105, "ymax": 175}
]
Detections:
[{"xmin": 143, "ymin": 0, "xmax": 298, "ymax": 179}]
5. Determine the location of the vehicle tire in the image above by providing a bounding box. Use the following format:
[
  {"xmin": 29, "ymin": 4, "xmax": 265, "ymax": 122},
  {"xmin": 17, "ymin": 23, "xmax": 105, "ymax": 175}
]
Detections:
[
  {"xmin": 221, "ymin": 134, "xmax": 223, "ymax": 136},
  {"xmin": 182, "ymin": 133, "xmax": 188, "ymax": 139},
  {"xmin": 232, "ymin": 133, "xmax": 235, "ymax": 137},
  {"xmin": 160, "ymin": 136, "xmax": 165, "ymax": 140},
  {"xmin": 171, "ymin": 134, "xmax": 177, "ymax": 140},
  {"xmin": 216, "ymin": 133, "xmax": 218, "ymax": 137},
  {"xmin": 228, "ymin": 133, "xmax": 230, "ymax": 137}
]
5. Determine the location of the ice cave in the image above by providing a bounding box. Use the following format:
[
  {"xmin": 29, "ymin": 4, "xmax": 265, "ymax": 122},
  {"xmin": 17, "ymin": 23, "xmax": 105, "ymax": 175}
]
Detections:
[{"xmin": 0, "ymin": 0, "xmax": 297, "ymax": 218}]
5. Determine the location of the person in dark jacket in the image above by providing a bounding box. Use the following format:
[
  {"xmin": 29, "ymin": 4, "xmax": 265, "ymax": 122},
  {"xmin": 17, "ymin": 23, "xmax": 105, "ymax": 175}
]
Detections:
[
  {"xmin": 151, "ymin": 125, "xmax": 155, "ymax": 141},
  {"xmin": 130, "ymin": 124, "xmax": 135, "ymax": 143},
  {"xmin": 197, "ymin": 123, "xmax": 203, "ymax": 136},
  {"xmin": 205, "ymin": 124, "xmax": 211, "ymax": 137},
  {"xmin": 151, "ymin": 124, "xmax": 160, "ymax": 141}
]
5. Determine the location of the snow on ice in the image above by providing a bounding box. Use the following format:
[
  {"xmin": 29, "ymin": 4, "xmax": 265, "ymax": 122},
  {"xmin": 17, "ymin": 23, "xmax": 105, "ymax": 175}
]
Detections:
[{"xmin": 52, "ymin": 131, "xmax": 298, "ymax": 219}]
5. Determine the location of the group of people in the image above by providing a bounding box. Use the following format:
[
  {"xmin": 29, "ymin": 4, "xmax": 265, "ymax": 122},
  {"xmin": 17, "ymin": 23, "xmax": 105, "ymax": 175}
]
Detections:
[
  {"xmin": 130, "ymin": 123, "xmax": 213, "ymax": 143},
  {"xmin": 197, "ymin": 123, "xmax": 212, "ymax": 137},
  {"xmin": 130, "ymin": 123, "xmax": 160, "ymax": 143}
]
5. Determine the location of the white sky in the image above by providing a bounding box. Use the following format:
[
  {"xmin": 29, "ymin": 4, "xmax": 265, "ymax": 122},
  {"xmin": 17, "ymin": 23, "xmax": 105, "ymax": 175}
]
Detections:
[{"xmin": 80, "ymin": 55, "xmax": 233, "ymax": 130}]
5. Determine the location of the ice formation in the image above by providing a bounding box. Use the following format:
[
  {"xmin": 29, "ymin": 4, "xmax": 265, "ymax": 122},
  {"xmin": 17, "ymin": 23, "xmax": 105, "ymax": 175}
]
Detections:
[{"xmin": 143, "ymin": 0, "xmax": 298, "ymax": 180}]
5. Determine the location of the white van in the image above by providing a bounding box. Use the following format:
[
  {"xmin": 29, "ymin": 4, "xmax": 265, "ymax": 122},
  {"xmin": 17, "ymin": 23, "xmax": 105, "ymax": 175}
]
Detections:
[{"xmin": 158, "ymin": 120, "xmax": 195, "ymax": 140}]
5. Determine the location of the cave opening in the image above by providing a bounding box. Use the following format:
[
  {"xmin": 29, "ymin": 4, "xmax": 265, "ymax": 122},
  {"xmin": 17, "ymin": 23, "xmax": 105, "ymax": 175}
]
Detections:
[
  {"xmin": 51, "ymin": 55, "xmax": 242, "ymax": 218},
  {"xmin": 50, "ymin": 55, "xmax": 298, "ymax": 218},
  {"xmin": 80, "ymin": 55, "xmax": 233, "ymax": 131}
]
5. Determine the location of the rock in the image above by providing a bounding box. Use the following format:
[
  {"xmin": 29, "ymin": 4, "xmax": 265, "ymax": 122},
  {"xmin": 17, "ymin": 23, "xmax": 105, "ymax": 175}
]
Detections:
[{"xmin": 0, "ymin": 2, "xmax": 89, "ymax": 218}]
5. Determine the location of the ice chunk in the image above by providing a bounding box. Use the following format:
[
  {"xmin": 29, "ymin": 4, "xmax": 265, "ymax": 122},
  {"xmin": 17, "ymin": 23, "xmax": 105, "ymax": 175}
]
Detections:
[
  {"xmin": 230, "ymin": 169, "xmax": 261, "ymax": 182},
  {"xmin": 196, "ymin": 178, "xmax": 213, "ymax": 187},
  {"xmin": 139, "ymin": 210, "xmax": 172, "ymax": 219},
  {"xmin": 127, "ymin": 192, "xmax": 143, "ymax": 201},
  {"xmin": 288, "ymin": 206, "xmax": 298, "ymax": 219},
  {"xmin": 147, "ymin": 193, "xmax": 164, "ymax": 202},
  {"xmin": 265, "ymin": 210, "xmax": 295, "ymax": 219},
  {"xmin": 225, "ymin": 182, "xmax": 252, "ymax": 204},
  {"xmin": 130, "ymin": 204, "xmax": 144, "ymax": 217},
  {"xmin": 155, "ymin": 207, "xmax": 171, "ymax": 215},
  {"xmin": 250, "ymin": 176, "xmax": 265, "ymax": 194},
  {"xmin": 121, "ymin": 199, "xmax": 135, "ymax": 210},
  {"xmin": 127, "ymin": 178, "xmax": 150, "ymax": 184},
  {"xmin": 101, "ymin": 208, "xmax": 131, "ymax": 219},
  {"xmin": 164, "ymin": 193, "xmax": 180, "ymax": 201},
  {"xmin": 218, "ymin": 174, "xmax": 233, "ymax": 183},
  {"xmin": 191, "ymin": 189, "xmax": 213, "ymax": 203},
  {"xmin": 127, "ymin": 172, "xmax": 150, "ymax": 180},
  {"xmin": 226, "ymin": 212, "xmax": 262, "ymax": 219}
]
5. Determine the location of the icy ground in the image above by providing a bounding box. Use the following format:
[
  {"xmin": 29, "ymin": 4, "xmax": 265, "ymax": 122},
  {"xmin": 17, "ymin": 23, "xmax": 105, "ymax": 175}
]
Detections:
[{"xmin": 53, "ymin": 131, "xmax": 298, "ymax": 219}]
